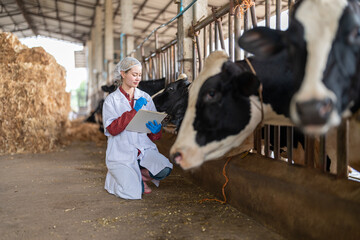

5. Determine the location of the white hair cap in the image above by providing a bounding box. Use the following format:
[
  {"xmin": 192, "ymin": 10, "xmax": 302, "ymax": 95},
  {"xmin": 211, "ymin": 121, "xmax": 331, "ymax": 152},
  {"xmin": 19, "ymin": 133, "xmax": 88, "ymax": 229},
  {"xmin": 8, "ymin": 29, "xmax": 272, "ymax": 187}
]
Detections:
[{"xmin": 113, "ymin": 57, "xmax": 141, "ymax": 80}]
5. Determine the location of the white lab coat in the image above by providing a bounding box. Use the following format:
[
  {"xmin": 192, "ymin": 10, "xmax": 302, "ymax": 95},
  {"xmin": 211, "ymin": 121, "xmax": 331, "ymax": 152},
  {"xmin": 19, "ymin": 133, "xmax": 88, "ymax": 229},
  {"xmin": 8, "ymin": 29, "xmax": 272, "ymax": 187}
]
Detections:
[{"xmin": 102, "ymin": 87, "xmax": 173, "ymax": 199}]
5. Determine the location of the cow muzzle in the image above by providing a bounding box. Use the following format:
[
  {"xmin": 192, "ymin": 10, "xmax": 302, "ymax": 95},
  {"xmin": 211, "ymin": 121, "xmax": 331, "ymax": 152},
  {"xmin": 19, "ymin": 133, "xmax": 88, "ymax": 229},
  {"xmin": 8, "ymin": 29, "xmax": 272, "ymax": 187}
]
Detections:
[
  {"xmin": 169, "ymin": 145, "xmax": 204, "ymax": 170},
  {"xmin": 295, "ymin": 97, "xmax": 334, "ymax": 133}
]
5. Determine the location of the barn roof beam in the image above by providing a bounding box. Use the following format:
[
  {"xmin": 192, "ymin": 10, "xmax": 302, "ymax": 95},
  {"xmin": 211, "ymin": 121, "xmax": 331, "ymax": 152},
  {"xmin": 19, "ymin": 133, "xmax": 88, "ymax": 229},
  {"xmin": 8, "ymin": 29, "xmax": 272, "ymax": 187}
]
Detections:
[
  {"xmin": 15, "ymin": 0, "xmax": 39, "ymax": 36},
  {"xmin": 142, "ymin": 0, "xmax": 173, "ymax": 33}
]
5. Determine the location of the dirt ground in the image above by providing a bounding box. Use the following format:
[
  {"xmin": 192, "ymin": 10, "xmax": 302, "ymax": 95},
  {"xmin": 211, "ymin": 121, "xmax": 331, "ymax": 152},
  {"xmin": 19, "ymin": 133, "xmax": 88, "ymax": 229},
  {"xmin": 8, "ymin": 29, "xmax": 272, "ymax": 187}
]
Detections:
[{"xmin": 0, "ymin": 140, "xmax": 285, "ymax": 240}]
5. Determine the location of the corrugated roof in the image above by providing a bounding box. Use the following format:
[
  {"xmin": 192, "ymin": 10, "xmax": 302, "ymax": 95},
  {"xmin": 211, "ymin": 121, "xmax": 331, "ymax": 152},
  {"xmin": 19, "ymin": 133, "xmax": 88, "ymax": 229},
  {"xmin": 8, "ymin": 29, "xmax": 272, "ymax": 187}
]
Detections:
[{"xmin": 0, "ymin": 0, "xmax": 288, "ymax": 47}]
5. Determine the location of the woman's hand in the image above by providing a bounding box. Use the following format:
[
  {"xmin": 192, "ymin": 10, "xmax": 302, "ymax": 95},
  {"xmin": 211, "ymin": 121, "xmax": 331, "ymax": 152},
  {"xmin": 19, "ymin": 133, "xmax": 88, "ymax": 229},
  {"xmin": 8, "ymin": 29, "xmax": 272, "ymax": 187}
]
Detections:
[
  {"xmin": 146, "ymin": 120, "xmax": 162, "ymax": 134},
  {"xmin": 134, "ymin": 97, "xmax": 147, "ymax": 112}
]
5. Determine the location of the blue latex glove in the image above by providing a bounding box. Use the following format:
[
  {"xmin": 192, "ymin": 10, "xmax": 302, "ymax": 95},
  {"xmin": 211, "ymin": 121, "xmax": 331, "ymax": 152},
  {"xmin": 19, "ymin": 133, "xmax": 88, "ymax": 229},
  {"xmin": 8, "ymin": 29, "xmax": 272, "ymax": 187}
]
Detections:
[
  {"xmin": 146, "ymin": 120, "xmax": 162, "ymax": 134},
  {"xmin": 134, "ymin": 97, "xmax": 147, "ymax": 112}
]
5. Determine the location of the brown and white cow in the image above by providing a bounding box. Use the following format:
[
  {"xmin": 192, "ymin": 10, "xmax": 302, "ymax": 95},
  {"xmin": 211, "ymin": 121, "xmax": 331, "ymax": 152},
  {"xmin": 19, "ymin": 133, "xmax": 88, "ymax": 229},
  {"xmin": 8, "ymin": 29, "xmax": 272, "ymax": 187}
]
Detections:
[{"xmin": 238, "ymin": 0, "xmax": 360, "ymax": 135}]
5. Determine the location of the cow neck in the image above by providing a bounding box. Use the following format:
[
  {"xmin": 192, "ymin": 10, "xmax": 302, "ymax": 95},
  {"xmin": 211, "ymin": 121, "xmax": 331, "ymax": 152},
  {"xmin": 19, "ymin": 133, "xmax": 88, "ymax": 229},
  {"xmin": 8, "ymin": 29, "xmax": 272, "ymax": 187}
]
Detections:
[{"xmin": 245, "ymin": 58, "xmax": 264, "ymax": 125}]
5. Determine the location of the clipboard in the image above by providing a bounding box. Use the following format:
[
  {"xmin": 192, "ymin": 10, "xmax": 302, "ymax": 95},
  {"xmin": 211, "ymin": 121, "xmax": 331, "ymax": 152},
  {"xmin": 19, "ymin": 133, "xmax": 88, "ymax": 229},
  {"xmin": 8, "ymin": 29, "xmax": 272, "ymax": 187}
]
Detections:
[{"xmin": 125, "ymin": 109, "xmax": 167, "ymax": 133}]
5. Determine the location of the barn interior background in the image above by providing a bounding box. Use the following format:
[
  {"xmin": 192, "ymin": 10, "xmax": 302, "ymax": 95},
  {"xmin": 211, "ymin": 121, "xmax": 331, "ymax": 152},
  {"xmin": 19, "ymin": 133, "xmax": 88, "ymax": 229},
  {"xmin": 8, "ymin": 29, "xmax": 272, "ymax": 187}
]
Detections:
[{"xmin": 0, "ymin": 1, "xmax": 359, "ymax": 239}]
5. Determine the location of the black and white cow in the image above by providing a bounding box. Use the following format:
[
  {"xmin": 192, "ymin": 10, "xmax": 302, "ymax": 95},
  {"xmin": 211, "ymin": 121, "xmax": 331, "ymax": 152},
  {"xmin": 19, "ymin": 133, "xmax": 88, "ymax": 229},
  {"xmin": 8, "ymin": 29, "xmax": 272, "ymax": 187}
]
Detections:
[
  {"xmin": 238, "ymin": 0, "xmax": 360, "ymax": 135},
  {"xmin": 152, "ymin": 74, "xmax": 191, "ymax": 130},
  {"xmin": 170, "ymin": 50, "xmax": 297, "ymax": 169}
]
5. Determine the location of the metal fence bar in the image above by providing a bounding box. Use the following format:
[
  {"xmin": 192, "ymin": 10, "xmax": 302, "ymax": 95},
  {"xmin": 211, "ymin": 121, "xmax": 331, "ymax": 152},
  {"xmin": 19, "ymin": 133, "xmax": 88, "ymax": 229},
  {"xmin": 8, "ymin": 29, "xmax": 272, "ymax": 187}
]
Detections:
[
  {"xmin": 234, "ymin": 7, "xmax": 241, "ymax": 61},
  {"xmin": 195, "ymin": 32, "xmax": 203, "ymax": 71},
  {"xmin": 209, "ymin": 22, "xmax": 214, "ymax": 53},
  {"xmin": 337, "ymin": 120, "xmax": 349, "ymax": 178},
  {"xmin": 287, "ymin": 126, "xmax": 293, "ymax": 164}
]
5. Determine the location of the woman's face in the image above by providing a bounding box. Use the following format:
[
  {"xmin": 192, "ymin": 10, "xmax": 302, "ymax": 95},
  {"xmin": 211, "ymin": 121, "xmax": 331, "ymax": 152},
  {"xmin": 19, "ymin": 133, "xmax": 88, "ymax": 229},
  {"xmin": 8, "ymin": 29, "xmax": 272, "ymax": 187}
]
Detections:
[{"xmin": 121, "ymin": 65, "xmax": 142, "ymax": 88}]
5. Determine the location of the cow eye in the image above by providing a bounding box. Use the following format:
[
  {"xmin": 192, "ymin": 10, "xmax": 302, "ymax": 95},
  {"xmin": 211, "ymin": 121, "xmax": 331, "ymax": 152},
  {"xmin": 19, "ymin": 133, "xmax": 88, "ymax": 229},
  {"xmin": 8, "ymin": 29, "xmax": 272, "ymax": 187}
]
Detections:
[
  {"xmin": 167, "ymin": 87, "xmax": 174, "ymax": 91},
  {"xmin": 203, "ymin": 89, "xmax": 221, "ymax": 102},
  {"xmin": 348, "ymin": 27, "xmax": 360, "ymax": 45}
]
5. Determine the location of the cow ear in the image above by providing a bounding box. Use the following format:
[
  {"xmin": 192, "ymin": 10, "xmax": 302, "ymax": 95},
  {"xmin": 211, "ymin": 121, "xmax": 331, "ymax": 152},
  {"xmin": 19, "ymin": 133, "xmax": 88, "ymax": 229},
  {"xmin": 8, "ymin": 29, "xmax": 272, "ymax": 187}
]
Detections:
[
  {"xmin": 221, "ymin": 61, "xmax": 243, "ymax": 79},
  {"xmin": 234, "ymin": 72, "xmax": 260, "ymax": 97},
  {"xmin": 101, "ymin": 85, "xmax": 109, "ymax": 92},
  {"xmin": 238, "ymin": 27, "xmax": 285, "ymax": 57}
]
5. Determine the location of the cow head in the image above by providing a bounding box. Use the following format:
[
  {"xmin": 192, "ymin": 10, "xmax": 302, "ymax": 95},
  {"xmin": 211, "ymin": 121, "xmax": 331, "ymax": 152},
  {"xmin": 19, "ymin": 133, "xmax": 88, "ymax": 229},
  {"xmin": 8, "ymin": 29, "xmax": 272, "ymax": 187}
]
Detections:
[
  {"xmin": 152, "ymin": 74, "xmax": 191, "ymax": 129},
  {"xmin": 170, "ymin": 51, "xmax": 260, "ymax": 169},
  {"xmin": 238, "ymin": 0, "xmax": 360, "ymax": 135}
]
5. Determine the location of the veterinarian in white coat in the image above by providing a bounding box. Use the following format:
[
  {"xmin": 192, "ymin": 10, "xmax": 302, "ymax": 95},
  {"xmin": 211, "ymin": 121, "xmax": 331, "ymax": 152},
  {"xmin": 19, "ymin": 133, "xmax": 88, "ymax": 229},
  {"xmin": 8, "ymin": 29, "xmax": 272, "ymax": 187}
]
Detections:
[{"xmin": 102, "ymin": 57, "xmax": 172, "ymax": 200}]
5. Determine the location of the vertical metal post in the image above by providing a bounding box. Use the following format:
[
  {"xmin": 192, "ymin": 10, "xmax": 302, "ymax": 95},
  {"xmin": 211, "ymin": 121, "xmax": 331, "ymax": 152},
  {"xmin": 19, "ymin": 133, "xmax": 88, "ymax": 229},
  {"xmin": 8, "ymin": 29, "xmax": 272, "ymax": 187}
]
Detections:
[
  {"xmin": 171, "ymin": 45, "xmax": 175, "ymax": 82},
  {"xmin": 141, "ymin": 46, "xmax": 147, "ymax": 80},
  {"xmin": 217, "ymin": 19, "xmax": 226, "ymax": 51},
  {"xmin": 203, "ymin": 25, "xmax": 208, "ymax": 59},
  {"xmin": 209, "ymin": 22, "xmax": 214, "ymax": 53},
  {"xmin": 195, "ymin": 33, "xmax": 203, "ymax": 71},
  {"xmin": 244, "ymin": 10, "xmax": 249, "ymax": 58},
  {"xmin": 229, "ymin": 1, "xmax": 235, "ymax": 61},
  {"xmin": 264, "ymin": 125, "xmax": 270, "ymax": 157},
  {"xmin": 305, "ymin": 136, "xmax": 315, "ymax": 168},
  {"xmin": 286, "ymin": 127, "xmax": 293, "ymax": 164},
  {"xmin": 155, "ymin": 31, "xmax": 160, "ymax": 79},
  {"xmin": 193, "ymin": 38, "xmax": 197, "ymax": 79},
  {"xmin": 319, "ymin": 135, "xmax": 327, "ymax": 172},
  {"xmin": 234, "ymin": 7, "xmax": 241, "ymax": 61},
  {"xmin": 276, "ymin": 0, "xmax": 281, "ymax": 29},
  {"xmin": 214, "ymin": 20, "xmax": 219, "ymax": 50},
  {"xmin": 265, "ymin": 0, "xmax": 270, "ymax": 27},
  {"xmin": 250, "ymin": 4, "xmax": 257, "ymax": 27},
  {"xmin": 337, "ymin": 119, "xmax": 349, "ymax": 178},
  {"xmin": 274, "ymin": 126, "xmax": 281, "ymax": 160}
]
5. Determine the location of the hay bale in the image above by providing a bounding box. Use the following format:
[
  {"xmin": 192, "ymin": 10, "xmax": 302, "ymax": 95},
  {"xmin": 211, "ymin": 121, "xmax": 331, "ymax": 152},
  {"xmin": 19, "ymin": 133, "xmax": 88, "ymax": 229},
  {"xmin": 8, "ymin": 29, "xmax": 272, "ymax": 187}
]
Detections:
[
  {"xmin": 0, "ymin": 32, "xmax": 70, "ymax": 154},
  {"xmin": 64, "ymin": 118, "xmax": 106, "ymax": 146}
]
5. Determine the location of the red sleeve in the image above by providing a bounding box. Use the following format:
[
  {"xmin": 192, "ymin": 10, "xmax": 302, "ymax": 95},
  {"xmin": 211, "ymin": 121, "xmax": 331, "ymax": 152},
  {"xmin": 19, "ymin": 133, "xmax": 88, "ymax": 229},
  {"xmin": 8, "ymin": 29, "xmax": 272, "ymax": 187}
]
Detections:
[
  {"xmin": 147, "ymin": 130, "xmax": 162, "ymax": 141},
  {"xmin": 106, "ymin": 109, "xmax": 137, "ymax": 136}
]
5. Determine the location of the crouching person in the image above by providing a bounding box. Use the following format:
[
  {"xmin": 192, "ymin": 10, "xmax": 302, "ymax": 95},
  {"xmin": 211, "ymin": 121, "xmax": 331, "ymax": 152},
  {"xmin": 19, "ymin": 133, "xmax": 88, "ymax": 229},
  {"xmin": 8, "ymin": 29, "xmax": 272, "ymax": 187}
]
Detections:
[{"xmin": 102, "ymin": 57, "xmax": 173, "ymax": 199}]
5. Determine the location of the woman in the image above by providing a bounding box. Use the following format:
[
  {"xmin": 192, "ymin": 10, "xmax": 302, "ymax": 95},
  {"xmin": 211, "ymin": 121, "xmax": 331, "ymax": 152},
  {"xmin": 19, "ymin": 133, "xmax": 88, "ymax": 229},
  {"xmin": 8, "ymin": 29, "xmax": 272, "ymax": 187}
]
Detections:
[{"xmin": 102, "ymin": 57, "xmax": 173, "ymax": 200}]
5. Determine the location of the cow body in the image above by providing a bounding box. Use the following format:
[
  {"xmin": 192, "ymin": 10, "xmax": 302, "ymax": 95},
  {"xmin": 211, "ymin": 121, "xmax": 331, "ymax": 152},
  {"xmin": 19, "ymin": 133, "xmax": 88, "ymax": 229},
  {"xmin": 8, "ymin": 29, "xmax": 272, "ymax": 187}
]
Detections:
[
  {"xmin": 170, "ymin": 51, "xmax": 298, "ymax": 169},
  {"xmin": 238, "ymin": 0, "xmax": 360, "ymax": 135}
]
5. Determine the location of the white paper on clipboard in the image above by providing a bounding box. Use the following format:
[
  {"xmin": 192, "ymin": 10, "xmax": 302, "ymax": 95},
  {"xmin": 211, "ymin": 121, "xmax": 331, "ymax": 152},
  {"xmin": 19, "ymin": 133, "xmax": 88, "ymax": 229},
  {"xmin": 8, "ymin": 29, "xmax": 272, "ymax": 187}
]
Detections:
[{"xmin": 125, "ymin": 109, "xmax": 167, "ymax": 133}]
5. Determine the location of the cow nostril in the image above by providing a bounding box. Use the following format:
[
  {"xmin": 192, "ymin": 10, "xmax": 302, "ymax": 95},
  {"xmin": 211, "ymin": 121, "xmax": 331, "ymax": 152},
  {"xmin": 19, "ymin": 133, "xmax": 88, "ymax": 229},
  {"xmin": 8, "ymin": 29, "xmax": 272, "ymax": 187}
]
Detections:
[
  {"xmin": 170, "ymin": 152, "xmax": 183, "ymax": 165},
  {"xmin": 296, "ymin": 98, "xmax": 334, "ymax": 125}
]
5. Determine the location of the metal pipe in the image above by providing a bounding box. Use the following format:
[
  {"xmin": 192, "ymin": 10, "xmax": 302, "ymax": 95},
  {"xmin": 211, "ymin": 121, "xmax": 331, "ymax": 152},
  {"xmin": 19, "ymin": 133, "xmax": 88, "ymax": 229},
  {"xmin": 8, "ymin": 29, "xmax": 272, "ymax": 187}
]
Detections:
[
  {"xmin": 305, "ymin": 136, "xmax": 315, "ymax": 168},
  {"xmin": 228, "ymin": 12, "xmax": 234, "ymax": 61},
  {"xmin": 250, "ymin": 4, "xmax": 257, "ymax": 27},
  {"xmin": 214, "ymin": 20, "xmax": 219, "ymax": 50},
  {"xmin": 188, "ymin": 1, "xmax": 235, "ymax": 37},
  {"xmin": 244, "ymin": 10, "xmax": 249, "ymax": 58},
  {"xmin": 193, "ymin": 40, "xmax": 197, "ymax": 78},
  {"xmin": 203, "ymin": 25, "xmax": 208, "ymax": 59},
  {"xmin": 286, "ymin": 127, "xmax": 293, "ymax": 164},
  {"xmin": 274, "ymin": 126, "xmax": 281, "ymax": 160},
  {"xmin": 195, "ymin": 33, "xmax": 203, "ymax": 71},
  {"xmin": 264, "ymin": 125, "xmax": 270, "ymax": 157},
  {"xmin": 265, "ymin": 0, "xmax": 270, "ymax": 27},
  {"xmin": 234, "ymin": 7, "xmax": 241, "ymax": 61},
  {"xmin": 209, "ymin": 22, "xmax": 214, "ymax": 53},
  {"xmin": 319, "ymin": 135, "xmax": 327, "ymax": 172},
  {"xmin": 276, "ymin": 0, "xmax": 281, "ymax": 29},
  {"xmin": 337, "ymin": 119, "xmax": 349, "ymax": 178},
  {"xmin": 217, "ymin": 19, "xmax": 226, "ymax": 51}
]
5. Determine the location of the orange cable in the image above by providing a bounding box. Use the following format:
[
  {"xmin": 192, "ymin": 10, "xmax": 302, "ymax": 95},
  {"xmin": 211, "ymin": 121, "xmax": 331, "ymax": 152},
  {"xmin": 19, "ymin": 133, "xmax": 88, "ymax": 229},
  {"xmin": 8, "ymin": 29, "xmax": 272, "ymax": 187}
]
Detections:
[{"xmin": 199, "ymin": 150, "xmax": 250, "ymax": 204}]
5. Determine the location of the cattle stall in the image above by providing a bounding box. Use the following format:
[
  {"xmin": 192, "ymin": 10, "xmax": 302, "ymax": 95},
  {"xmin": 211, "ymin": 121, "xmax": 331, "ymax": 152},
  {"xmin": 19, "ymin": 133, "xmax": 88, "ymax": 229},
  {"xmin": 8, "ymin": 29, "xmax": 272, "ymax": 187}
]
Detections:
[{"xmin": 124, "ymin": 0, "xmax": 360, "ymax": 239}]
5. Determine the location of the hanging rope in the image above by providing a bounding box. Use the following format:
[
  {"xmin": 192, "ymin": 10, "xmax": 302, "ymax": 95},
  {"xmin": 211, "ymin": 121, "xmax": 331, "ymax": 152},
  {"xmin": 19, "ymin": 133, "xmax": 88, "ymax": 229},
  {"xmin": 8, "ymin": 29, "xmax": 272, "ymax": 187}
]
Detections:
[
  {"xmin": 199, "ymin": 150, "xmax": 250, "ymax": 204},
  {"xmin": 233, "ymin": 0, "xmax": 255, "ymax": 19}
]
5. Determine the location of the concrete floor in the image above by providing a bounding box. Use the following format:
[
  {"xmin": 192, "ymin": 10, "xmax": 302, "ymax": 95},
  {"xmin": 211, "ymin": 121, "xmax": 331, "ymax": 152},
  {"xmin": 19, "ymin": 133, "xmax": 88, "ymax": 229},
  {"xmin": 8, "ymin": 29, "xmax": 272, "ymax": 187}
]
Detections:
[{"xmin": 0, "ymin": 140, "xmax": 285, "ymax": 240}]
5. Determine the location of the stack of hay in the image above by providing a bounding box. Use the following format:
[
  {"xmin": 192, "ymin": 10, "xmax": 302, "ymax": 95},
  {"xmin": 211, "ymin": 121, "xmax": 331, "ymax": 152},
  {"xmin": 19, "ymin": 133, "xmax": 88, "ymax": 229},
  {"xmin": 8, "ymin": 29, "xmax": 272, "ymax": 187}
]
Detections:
[{"xmin": 0, "ymin": 32, "xmax": 70, "ymax": 154}]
